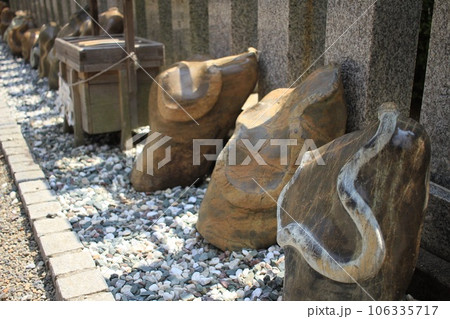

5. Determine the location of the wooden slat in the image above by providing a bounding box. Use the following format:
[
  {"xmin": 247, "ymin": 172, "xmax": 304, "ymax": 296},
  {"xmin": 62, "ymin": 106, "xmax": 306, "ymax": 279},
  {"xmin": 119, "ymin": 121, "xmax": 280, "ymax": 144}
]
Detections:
[
  {"xmin": 123, "ymin": 0, "xmax": 138, "ymax": 140},
  {"xmin": 119, "ymin": 68, "xmax": 132, "ymax": 150},
  {"xmin": 68, "ymin": 69, "xmax": 85, "ymax": 146},
  {"xmin": 54, "ymin": 36, "xmax": 164, "ymax": 73}
]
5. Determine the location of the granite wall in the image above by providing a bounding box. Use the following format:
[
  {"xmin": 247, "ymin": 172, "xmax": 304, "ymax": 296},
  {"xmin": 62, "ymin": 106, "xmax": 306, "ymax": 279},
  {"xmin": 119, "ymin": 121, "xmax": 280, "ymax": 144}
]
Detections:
[
  {"xmin": 324, "ymin": 0, "xmax": 422, "ymax": 132},
  {"xmin": 419, "ymin": 0, "xmax": 450, "ymax": 263}
]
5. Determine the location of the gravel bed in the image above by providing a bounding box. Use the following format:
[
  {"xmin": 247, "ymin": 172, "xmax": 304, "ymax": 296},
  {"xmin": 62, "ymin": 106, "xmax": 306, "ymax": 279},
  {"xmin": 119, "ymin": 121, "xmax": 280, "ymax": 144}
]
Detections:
[
  {"xmin": 0, "ymin": 43, "xmax": 285, "ymax": 301},
  {"xmin": 0, "ymin": 151, "xmax": 55, "ymax": 300}
]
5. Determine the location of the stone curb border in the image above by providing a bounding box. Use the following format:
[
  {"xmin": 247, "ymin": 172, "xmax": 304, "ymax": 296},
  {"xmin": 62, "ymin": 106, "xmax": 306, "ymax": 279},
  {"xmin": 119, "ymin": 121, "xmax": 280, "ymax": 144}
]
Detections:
[{"xmin": 0, "ymin": 95, "xmax": 114, "ymax": 301}]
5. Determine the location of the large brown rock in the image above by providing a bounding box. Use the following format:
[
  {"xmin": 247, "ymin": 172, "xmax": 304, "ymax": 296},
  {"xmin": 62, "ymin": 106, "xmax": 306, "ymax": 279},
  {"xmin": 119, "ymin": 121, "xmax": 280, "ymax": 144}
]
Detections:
[
  {"xmin": 38, "ymin": 22, "xmax": 60, "ymax": 79},
  {"xmin": 46, "ymin": 47, "xmax": 60, "ymax": 90},
  {"xmin": 196, "ymin": 64, "xmax": 347, "ymax": 251},
  {"xmin": 277, "ymin": 103, "xmax": 431, "ymax": 300},
  {"xmin": 0, "ymin": 2, "xmax": 7, "ymax": 14},
  {"xmin": 21, "ymin": 28, "xmax": 39, "ymax": 62},
  {"xmin": 58, "ymin": 6, "xmax": 92, "ymax": 38},
  {"xmin": 6, "ymin": 14, "xmax": 35, "ymax": 55},
  {"xmin": 78, "ymin": 7, "xmax": 124, "ymax": 36},
  {"xmin": 0, "ymin": 6, "xmax": 14, "ymax": 39},
  {"xmin": 131, "ymin": 49, "xmax": 258, "ymax": 192}
]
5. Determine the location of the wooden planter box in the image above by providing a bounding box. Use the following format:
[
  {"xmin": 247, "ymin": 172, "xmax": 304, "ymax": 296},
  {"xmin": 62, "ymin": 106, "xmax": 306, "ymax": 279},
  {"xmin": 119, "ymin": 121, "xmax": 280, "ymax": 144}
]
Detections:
[
  {"xmin": 54, "ymin": 35, "xmax": 164, "ymax": 144},
  {"xmin": 60, "ymin": 66, "xmax": 156, "ymax": 134}
]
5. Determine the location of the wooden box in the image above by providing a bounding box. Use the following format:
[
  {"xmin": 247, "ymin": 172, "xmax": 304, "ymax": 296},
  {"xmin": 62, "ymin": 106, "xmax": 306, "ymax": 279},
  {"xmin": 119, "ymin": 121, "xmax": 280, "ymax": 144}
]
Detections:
[{"xmin": 54, "ymin": 36, "xmax": 164, "ymax": 134}]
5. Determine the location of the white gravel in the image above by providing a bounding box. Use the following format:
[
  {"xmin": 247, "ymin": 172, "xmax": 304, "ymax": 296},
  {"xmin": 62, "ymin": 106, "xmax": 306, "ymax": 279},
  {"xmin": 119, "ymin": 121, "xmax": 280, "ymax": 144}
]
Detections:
[{"xmin": 0, "ymin": 43, "xmax": 285, "ymax": 301}]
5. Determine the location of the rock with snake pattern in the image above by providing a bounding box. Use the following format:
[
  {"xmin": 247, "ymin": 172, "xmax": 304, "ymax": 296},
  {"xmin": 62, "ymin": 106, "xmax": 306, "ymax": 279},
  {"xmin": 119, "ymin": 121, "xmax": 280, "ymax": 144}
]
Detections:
[{"xmin": 277, "ymin": 103, "xmax": 431, "ymax": 300}]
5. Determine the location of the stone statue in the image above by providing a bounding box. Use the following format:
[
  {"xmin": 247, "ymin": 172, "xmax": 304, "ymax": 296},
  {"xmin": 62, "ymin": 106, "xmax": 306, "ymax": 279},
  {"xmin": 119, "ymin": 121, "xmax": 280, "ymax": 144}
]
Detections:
[
  {"xmin": 78, "ymin": 7, "xmax": 124, "ymax": 36},
  {"xmin": 45, "ymin": 6, "xmax": 124, "ymax": 90},
  {"xmin": 131, "ymin": 48, "xmax": 259, "ymax": 192},
  {"xmin": 38, "ymin": 22, "xmax": 60, "ymax": 79},
  {"xmin": 0, "ymin": 6, "xmax": 14, "ymax": 38},
  {"xmin": 57, "ymin": 6, "xmax": 92, "ymax": 38},
  {"xmin": 21, "ymin": 28, "xmax": 39, "ymax": 62},
  {"xmin": 29, "ymin": 39, "xmax": 40, "ymax": 69},
  {"xmin": 6, "ymin": 14, "xmax": 35, "ymax": 55},
  {"xmin": 277, "ymin": 103, "xmax": 431, "ymax": 300},
  {"xmin": 196, "ymin": 64, "xmax": 348, "ymax": 251},
  {"xmin": 0, "ymin": 2, "xmax": 7, "ymax": 14},
  {"xmin": 46, "ymin": 47, "xmax": 60, "ymax": 90}
]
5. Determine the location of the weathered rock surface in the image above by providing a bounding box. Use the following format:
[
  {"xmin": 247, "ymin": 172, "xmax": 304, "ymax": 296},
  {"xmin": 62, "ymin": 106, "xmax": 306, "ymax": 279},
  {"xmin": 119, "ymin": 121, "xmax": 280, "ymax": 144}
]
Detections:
[
  {"xmin": 131, "ymin": 48, "xmax": 258, "ymax": 192},
  {"xmin": 38, "ymin": 22, "xmax": 60, "ymax": 79},
  {"xmin": 277, "ymin": 103, "xmax": 431, "ymax": 300},
  {"xmin": 6, "ymin": 14, "xmax": 34, "ymax": 55},
  {"xmin": 78, "ymin": 7, "xmax": 124, "ymax": 36},
  {"xmin": 197, "ymin": 64, "xmax": 347, "ymax": 251},
  {"xmin": 0, "ymin": 7, "xmax": 14, "ymax": 39},
  {"xmin": 21, "ymin": 28, "xmax": 39, "ymax": 62}
]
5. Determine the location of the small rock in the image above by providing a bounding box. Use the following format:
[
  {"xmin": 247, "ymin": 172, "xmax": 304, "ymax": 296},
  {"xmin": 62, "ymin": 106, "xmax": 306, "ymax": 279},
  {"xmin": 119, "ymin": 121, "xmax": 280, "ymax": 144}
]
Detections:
[
  {"xmin": 170, "ymin": 267, "xmax": 183, "ymax": 277},
  {"xmin": 25, "ymin": 263, "xmax": 36, "ymax": 269},
  {"xmin": 105, "ymin": 226, "xmax": 116, "ymax": 233},
  {"xmin": 148, "ymin": 284, "xmax": 159, "ymax": 292},
  {"xmin": 188, "ymin": 196, "xmax": 197, "ymax": 203},
  {"xmin": 251, "ymin": 288, "xmax": 262, "ymax": 299},
  {"xmin": 163, "ymin": 292, "xmax": 174, "ymax": 301},
  {"xmin": 115, "ymin": 279, "xmax": 126, "ymax": 289},
  {"xmin": 180, "ymin": 292, "xmax": 195, "ymax": 301},
  {"xmin": 104, "ymin": 233, "xmax": 115, "ymax": 240},
  {"xmin": 236, "ymin": 289, "xmax": 245, "ymax": 299},
  {"xmin": 209, "ymin": 257, "xmax": 220, "ymax": 265},
  {"xmin": 198, "ymin": 277, "xmax": 211, "ymax": 286}
]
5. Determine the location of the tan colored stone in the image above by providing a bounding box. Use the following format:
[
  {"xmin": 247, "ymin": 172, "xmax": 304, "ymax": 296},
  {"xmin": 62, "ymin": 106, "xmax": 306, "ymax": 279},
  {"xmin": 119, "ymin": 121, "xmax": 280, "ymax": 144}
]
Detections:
[
  {"xmin": 38, "ymin": 22, "xmax": 60, "ymax": 79},
  {"xmin": 6, "ymin": 14, "xmax": 35, "ymax": 55},
  {"xmin": 197, "ymin": 64, "xmax": 347, "ymax": 250},
  {"xmin": 131, "ymin": 48, "xmax": 258, "ymax": 192},
  {"xmin": 277, "ymin": 104, "xmax": 431, "ymax": 300},
  {"xmin": 21, "ymin": 28, "xmax": 39, "ymax": 62},
  {"xmin": 0, "ymin": 7, "xmax": 15, "ymax": 43}
]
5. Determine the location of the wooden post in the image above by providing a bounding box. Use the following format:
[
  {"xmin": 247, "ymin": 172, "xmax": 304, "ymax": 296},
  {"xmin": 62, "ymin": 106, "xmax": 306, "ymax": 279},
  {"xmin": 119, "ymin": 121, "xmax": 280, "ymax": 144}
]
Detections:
[
  {"xmin": 90, "ymin": 0, "xmax": 100, "ymax": 35},
  {"xmin": 68, "ymin": 69, "xmax": 85, "ymax": 146},
  {"xmin": 120, "ymin": 0, "xmax": 138, "ymax": 150},
  {"xmin": 119, "ymin": 69, "xmax": 132, "ymax": 150}
]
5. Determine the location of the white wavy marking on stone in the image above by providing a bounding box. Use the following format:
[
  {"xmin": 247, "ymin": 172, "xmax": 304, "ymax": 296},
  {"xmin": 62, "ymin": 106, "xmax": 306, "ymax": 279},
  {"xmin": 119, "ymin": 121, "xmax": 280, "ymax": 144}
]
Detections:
[{"xmin": 277, "ymin": 103, "xmax": 399, "ymax": 283}]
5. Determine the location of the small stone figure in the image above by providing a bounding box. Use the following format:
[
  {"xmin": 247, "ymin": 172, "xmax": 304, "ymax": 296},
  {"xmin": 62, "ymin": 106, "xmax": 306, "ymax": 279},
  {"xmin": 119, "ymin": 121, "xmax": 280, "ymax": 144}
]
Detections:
[
  {"xmin": 21, "ymin": 28, "xmax": 39, "ymax": 62},
  {"xmin": 46, "ymin": 7, "xmax": 124, "ymax": 90},
  {"xmin": 196, "ymin": 64, "xmax": 347, "ymax": 251},
  {"xmin": 78, "ymin": 7, "xmax": 124, "ymax": 36},
  {"xmin": 131, "ymin": 48, "xmax": 258, "ymax": 192},
  {"xmin": 38, "ymin": 22, "xmax": 60, "ymax": 79},
  {"xmin": 0, "ymin": 6, "xmax": 14, "ymax": 38},
  {"xmin": 0, "ymin": 2, "xmax": 7, "ymax": 14},
  {"xmin": 29, "ymin": 37, "xmax": 40, "ymax": 69},
  {"xmin": 277, "ymin": 103, "xmax": 431, "ymax": 300},
  {"xmin": 6, "ymin": 14, "xmax": 35, "ymax": 55}
]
